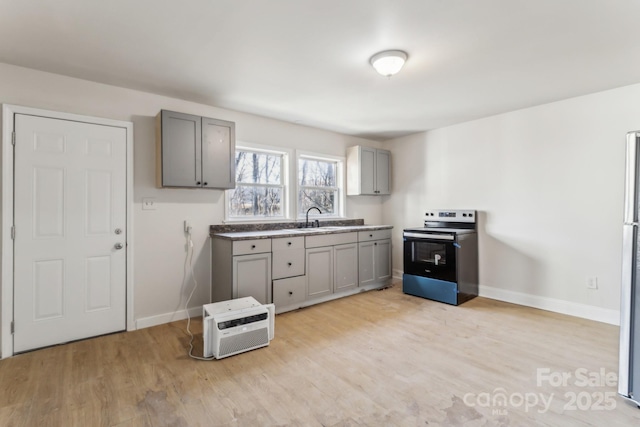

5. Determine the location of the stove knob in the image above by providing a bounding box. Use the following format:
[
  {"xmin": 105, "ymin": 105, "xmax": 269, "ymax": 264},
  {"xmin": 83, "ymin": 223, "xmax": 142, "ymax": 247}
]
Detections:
[{"xmin": 462, "ymin": 213, "xmax": 467, "ymax": 217}]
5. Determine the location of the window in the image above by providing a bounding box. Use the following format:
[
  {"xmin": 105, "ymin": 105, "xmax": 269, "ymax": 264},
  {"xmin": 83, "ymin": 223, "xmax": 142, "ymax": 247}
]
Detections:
[
  {"xmin": 297, "ymin": 154, "xmax": 343, "ymax": 217},
  {"xmin": 227, "ymin": 148, "xmax": 286, "ymax": 219}
]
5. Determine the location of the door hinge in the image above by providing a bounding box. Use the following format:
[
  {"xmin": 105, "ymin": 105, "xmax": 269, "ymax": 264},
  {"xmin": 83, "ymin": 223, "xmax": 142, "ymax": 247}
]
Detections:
[
  {"xmin": 11, "ymin": 131, "xmax": 15, "ymax": 146},
  {"xmin": 10, "ymin": 321, "xmax": 14, "ymax": 334},
  {"xmin": 10, "ymin": 226, "xmax": 15, "ymax": 240}
]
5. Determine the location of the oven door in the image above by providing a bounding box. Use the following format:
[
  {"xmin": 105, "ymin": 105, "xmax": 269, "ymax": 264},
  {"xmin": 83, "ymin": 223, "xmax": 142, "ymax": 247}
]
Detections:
[{"xmin": 403, "ymin": 233, "xmax": 457, "ymax": 282}]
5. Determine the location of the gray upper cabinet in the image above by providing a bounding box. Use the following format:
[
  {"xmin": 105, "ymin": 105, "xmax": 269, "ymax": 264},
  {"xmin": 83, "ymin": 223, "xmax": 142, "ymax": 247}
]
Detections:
[
  {"xmin": 346, "ymin": 146, "xmax": 390, "ymax": 195},
  {"xmin": 374, "ymin": 149, "xmax": 390, "ymax": 194},
  {"xmin": 202, "ymin": 117, "xmax": 235, "ymax": 189},
  {"xmin": 156, "ymin": 110, "xmax": 235, "ymax": 189}
]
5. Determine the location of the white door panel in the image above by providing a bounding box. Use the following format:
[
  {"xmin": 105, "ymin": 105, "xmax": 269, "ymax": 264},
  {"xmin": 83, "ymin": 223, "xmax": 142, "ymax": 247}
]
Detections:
[{"xmin": 13, "ymin": 114, "xmax": 127, "ymax": 353}]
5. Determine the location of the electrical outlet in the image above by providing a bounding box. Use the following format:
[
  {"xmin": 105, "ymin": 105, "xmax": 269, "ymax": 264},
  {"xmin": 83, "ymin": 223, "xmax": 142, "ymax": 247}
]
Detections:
[
  {"xmin": 142, "ymin": 198, "xmax": 156, "ymax": 210},
  {"xmin": 586, "ymin": 276, "xmax": 598, "ymax": 290}
]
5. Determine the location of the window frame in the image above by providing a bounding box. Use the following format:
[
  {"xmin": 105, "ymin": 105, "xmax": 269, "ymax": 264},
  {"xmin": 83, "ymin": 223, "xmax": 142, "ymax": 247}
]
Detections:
[
  {"xmin": 295, "ymin": 150, "xmax": 346, "ymax": 219},
  {"xmin": 224, "ymin": 142, "xmax": 292, "ymax": 222}
]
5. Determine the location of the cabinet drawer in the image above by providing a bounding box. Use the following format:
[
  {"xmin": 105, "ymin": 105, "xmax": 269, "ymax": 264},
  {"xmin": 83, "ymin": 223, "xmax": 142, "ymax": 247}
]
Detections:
[
  {"xmin": 232, "ymin": 239, "xmax": 271, "ymax": 255},
  {"xmin": 273, "ymin": 276, "xmax": 306, "ymax": 308},
  {"xmin": 272, "ymin": 249, "xmax": 305, "ymax": 279},
  {"xmin": 306, "ymin": 232, "xmax": 357, "ymax": 248},
  {"xmin": 272, "ymin": 236, "xmax": 304, "ymax": 251},
  {"xmin": 358, "ymin": 229, "xmax": 392, "ymax": 242}
]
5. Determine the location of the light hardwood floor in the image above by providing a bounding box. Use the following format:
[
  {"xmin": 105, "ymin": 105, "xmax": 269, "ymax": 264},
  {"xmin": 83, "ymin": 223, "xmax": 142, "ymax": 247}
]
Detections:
[{"xmin": 1, "ymin": 281, "xmax": 639, "ymax": 426}]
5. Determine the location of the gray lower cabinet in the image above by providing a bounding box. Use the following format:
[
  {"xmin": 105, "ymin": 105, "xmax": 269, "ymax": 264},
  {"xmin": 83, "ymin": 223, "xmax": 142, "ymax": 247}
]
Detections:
[
  {"xmin": 334, "ymin": 243, "xmax": 358, "ymax": 292},
  {"xmin": 272, "ymin": 236, "xmax": 306, "ymax": 312},
  {"xmin": 156, "ymin": 110, "xmax": 235, "ymax": 189},
  {"xmin": 233, "ymin": 252, "xmax": 272, "ymax": 304},
  {"xmin": 306, "ymin": 246, "xmax": 333, "ymax": 298},
  {"xmin": 358, "ymin": 229, "xmax": 392, "ymax": 287},
  {"xmin": 305, "ymin": 232, "xmax": 359, "ymax": 299},
  {"xmin": 358, "ymin": 239, "xmax": 391, "ymax": 286},
  {"xmin": 212, "ymin": 229, "xmax": 390, "ymax": 313},
  {"xmin": 273, "ymin": 276, "xmax": 306, "ymax": 308},
  {"xmin": 211, "ymin": 238, "xmax": 272, "ymax": 304},
  {"xmin": 272, "ymin": 236, "xmax": 305, "ymax": 279}
]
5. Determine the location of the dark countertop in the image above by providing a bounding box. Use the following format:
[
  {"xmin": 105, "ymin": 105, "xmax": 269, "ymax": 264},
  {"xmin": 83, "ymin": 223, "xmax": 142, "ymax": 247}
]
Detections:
[{"xmin": 211, "ymin": 225, "xmax": 393, "ymax": 241}]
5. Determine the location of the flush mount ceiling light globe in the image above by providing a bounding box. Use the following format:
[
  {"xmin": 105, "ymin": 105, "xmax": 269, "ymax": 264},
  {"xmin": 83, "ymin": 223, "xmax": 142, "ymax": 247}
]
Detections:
[{"xmin": 370, "ymin": 50, "xmax": 408, "ymax": 77}]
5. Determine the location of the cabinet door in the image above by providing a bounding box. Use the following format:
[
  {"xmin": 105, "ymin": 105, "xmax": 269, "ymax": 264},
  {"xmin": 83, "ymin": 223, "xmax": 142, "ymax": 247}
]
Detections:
[
  {"xmin": 202, "ymin": 117, "xmax": 235, "ymax": 189},
  {"xmin": 334, "ymin": 243, "xmax": 358, "ymax": 292},
  {"xmin": 360, "ymin": 146, "xmax": 377, "ymax": 195},
  {"xmin": 374, "ymin": 239, "xmax": 392, "ymax": 281},
  {"xmin": 233, "ymin": 253, "xmax": 272, "ymax": 304},
  {"xmin": 306, "ymin": 247, "xmax": 333, "ymax": 298},
  {"xmin": 358, "ymin": 241, "xmax": 375, "ymax": 286},
  {"xmin": 160, "ymin": 110, "xmax": 201, "ymax": 187},
  {"xmin": 375, "ymin": 149, "xmax": 391, "ymax": 195}
]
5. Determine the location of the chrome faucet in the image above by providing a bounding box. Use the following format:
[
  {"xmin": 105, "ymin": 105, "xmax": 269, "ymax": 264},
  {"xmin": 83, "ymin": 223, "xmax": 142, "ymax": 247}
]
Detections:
[{"xmin": 305, "ymin": 207, "xmax": 322, "ymax": 228}]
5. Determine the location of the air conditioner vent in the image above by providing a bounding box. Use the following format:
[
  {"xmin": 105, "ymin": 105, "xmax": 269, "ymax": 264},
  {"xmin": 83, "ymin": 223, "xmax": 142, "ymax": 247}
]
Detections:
[{"xmin": 219, "ymin": 327, "xmax": 269, "ymax": 358}]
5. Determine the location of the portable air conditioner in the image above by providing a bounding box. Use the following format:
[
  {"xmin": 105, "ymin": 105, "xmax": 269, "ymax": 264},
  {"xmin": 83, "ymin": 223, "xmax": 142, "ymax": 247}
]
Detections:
[{"xmin": 202, "ymin": 296, "xmax": 275, "ymax": 359}]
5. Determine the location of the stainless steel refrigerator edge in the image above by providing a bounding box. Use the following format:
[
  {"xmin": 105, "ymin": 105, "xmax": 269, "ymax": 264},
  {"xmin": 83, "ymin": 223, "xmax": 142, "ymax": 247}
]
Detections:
[{"xmin": 619, "ymin": 131, "xmax": 640, "ymax": 406}]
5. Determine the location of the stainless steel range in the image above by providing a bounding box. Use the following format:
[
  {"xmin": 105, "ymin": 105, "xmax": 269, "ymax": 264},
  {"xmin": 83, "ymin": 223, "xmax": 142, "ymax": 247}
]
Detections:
[{"xmin": 403, "ymin": 209, "xmax": 478, "ymax": 305}]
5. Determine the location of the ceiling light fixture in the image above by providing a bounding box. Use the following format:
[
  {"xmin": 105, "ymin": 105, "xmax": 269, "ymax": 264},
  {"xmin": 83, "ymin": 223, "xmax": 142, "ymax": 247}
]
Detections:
[{"xmin": 370, "ymin": 50, "xmax": 408, "ymax": 77}]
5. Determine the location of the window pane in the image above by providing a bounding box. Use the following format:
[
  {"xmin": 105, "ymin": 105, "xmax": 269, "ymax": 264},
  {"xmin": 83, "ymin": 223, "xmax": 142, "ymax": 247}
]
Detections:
[
  {"xmin": 298, "ymin": 189, "xmax": 335, "ymax": 215},
  {"xmin": 228, "ymin": 185, "xmax": 282, "ymax": 217},
  {"xmin": 298, "ymin": 158, "xmax": 336, "ymax": 187},
  {"xmin": 235, "ymin": 151, "xmax": 281, "ymax": 184}
]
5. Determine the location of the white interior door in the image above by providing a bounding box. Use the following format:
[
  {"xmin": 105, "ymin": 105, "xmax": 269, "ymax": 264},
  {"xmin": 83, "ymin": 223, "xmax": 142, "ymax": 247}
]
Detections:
[{"xmin": 13, "ymin": 113, "xmax": 127, "ymax": 353}]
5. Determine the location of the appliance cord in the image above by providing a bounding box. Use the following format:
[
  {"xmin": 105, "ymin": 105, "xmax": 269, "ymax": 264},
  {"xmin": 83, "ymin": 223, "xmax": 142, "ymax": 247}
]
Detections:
[{"xmin": 184, "ymin": 226, "xmax": 215, "ymax": 361}]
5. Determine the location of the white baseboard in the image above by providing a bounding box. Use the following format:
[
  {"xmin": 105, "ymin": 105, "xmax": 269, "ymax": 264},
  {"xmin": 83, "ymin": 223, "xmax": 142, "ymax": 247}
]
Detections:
[
  {"xmin": 135, "ymin": 306, "xmax": 202, "ymax": 330},
  {"xmin": 479, "ymin": 285, "xmax": 620, "ymax": 326},
  {"xmin": 138, "ymin": 281, "xmax": 620, "ymax": 328},
  {"xmin": 395, "ymin": 269, "xmax": 619, "ymax": 325}
]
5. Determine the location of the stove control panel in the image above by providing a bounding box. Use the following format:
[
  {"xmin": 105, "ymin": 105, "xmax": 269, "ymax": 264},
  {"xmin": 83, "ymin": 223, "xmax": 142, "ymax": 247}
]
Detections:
[{"xmin": 424, "ymin": 209, "xmax": 476, "ymax": 223}]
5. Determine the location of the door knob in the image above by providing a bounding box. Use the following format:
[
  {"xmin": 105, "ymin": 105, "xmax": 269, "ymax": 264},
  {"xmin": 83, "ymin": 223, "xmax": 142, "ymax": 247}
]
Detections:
[{"xmin": 115, "ymin": 243, "xmax": 124, "ymax": 250}]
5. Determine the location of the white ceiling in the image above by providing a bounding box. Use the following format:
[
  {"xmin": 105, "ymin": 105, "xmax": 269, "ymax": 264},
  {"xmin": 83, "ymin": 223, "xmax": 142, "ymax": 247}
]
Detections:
[{"xmin": 0, "ymin": 0, "xmax": 639, "ymax": 140}]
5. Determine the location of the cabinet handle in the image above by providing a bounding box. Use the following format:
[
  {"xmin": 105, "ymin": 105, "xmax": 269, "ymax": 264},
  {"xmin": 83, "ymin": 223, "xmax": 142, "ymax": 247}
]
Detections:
[
  {"xmin": 369, "ymin": 234, "xmax": 373, "ymax": 237},
  {"xmin": 287, "ymin": 242, "xmax": 292, "ymax": 246},
  {"xmin": 203, "ymin": 182, "xmax": 208, "ymax": 186},
  {"xmin": 196, "ymin": 181, "xmax": 201, "ymax": 185},
  {"xmin": 374, "ymin": 242, "xmax": 377, "ymax": 246},
  {"xmin": 288, "ymin": 262, "xmax": 292, "ymax": 267},
  {"xmin": 289, "ymin": 291, "xmax": 293, "ymax": 296},
  {"xmin": 251, "ymin": 245, "xmax": 256, "ymax": 249}
]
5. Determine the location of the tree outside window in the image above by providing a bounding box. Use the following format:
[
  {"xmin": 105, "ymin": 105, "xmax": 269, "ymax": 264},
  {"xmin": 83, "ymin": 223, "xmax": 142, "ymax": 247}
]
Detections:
[
  {"xmin": 228, "ymin": 149, "xmax": 284, "ymax": 217},
  {"xmin": 298, "ymin": 157, "xmax": 338, "ymax": 216}
]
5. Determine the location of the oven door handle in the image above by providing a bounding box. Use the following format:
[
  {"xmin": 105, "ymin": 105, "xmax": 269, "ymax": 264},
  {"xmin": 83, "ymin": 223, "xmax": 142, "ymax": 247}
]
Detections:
[{"xmin": 403, "ymin": 232, "xmax": 454, "ymax": 241}]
